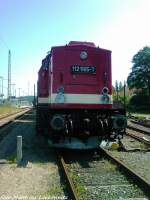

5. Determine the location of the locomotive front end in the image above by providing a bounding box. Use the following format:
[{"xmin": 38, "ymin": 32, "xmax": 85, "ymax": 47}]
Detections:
[{"xmin": 36, "ymin": 41, "xmax": 126, "ymax": 149}]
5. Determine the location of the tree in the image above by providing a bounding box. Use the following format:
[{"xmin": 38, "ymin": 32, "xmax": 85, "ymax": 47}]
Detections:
[
  {"xmin": 118, "ymin": 81, "xmax": 123, "ymax": 91},
  {"xmin": 127, "ymin": 46, "xmax": 150, "ymax": 96}
]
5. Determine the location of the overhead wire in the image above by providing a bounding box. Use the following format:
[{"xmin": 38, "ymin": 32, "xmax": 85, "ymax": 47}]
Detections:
[{"xmin": 0, "ymin": 33, "xmax": 9, "ymax": 50}]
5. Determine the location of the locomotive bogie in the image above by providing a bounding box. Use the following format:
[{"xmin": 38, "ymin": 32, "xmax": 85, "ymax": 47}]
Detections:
[{"xmin": 36, "ymin": 105, "xmax": 126, "ymax": 148}]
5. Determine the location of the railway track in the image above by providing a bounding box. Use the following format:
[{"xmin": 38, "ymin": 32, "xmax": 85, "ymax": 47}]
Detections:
[
  {"xmin": 122, "ymin": 119, "xmax": 150, "ymax": 150},
  {"xmin": 0, "ymin": 108, "xmax": 31, "ymax": 127},
  {"xmin": 121, "ymin": 134, "xmax": 149, "ymax": 152},
  {"xmin": 0, "ymin": 108, "xmax": 27, "ymax": 120},
  {"xmin": 127, "ymin": 120, "xmax": 150, "ymax": 136},
  {"xmin": 57, "ymin": 148, "xmax": 150, "ymax": 200},
  {"xmin": 129, "ymin": 118, "xmax": 150, "ymax": 128},
  {"xmin": 57, "ymin": 151, "xmax": 79, "ymax": 200},
  {"xmin": 0, "ymin": 108, "xmax": 32, "ymax": 141},
  {"xmin": 126, "ymin": 129, "xmax": 150, "ymax": 147}
]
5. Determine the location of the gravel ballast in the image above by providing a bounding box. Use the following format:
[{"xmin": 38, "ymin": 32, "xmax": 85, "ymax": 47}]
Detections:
[
  {"xmin": 109, "ymin": 150, "xmax": 150, "ymax": 183},
  {"xmin": 67, "ymin": 153, "xmax": 149, "ymax": 200}
]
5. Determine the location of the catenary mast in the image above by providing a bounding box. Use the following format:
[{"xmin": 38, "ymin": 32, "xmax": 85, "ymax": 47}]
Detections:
[{"xmin": 8, "ymin": 50, "xmax": 11, "ymax": 99}]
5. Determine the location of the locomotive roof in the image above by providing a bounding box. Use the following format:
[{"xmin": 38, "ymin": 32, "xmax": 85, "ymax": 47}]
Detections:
[
  {"xmin": 51, "ymin": 41, "xmax": 111, "ymax": 53},
  {"xmin": 68, "ymin": 41, "xmax": 96, "ymax": 47}
]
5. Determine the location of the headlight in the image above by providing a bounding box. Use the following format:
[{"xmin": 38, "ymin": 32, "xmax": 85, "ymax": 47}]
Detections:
[
  {"xmin": 112, "ymin": 115, "xmax": 127, "ymax": 129},
  {"xmin": 50, "ymin": 115, "xmax": 65, "ymax": 130},
  {"xmin": 80, "ymin": 51, "xmax": 88, "ymax": 60},
  {"xmin": 55, "ymin": 93, "xmax": 65, "ymax": 103}
]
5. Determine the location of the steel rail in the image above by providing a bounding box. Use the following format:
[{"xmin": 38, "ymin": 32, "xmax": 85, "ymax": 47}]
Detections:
[
  {"xmin": 126, "ymin": 129, "xmax": 150, "ymax": 146},
  {"xmin": 99, "ymin": 147, "xmax": 150, "ymax": 197},
  {"xmin": 127, "ymin": 124, "xmax": 150, "ymax": 136},
  {"xmin": 56, "ymin": 151, "xmax": 79, "ymax": 200},
  {"xmin": 0, "ymin": 108, "xmax": 31, "ymax": 128}
]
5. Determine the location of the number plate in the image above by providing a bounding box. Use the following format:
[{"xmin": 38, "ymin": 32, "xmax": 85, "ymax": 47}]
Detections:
[{"xmin": 71, "ymin": 65, "xmax": 96, "ymax": 74}]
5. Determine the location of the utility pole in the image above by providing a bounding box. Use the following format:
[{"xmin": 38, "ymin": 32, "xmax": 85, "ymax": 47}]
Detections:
[
  {"xmin": 0, "ymin": 76, "xmax": 3, "ymax": 99},
  {"xmin": 18, "ymin": 88, "xmax": 21, "ymax": 98},
  {"xmin": 11, "ymin": 83, "xmax": 15, "ymax": 96},
  {"xmin": 8, "ymin": 50, "xmax": 11, "ymax": 99},
  {"xmin": 18, "ymin": 88, "xmax": 21, "ymax": 106},
  {"xmin": 34, "ymin": 84, "xmax": 36, "ymax": 107},
  {"xmin": 28, "ymin": 81, "xmax": 30, "ymax": 96}
]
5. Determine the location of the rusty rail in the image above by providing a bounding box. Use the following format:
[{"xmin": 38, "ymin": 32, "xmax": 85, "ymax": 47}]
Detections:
[
  {"xmin": 57, "ymin": 151, "xmax": 79, "ymax": 200},
  {"xmin": 126, "ymin": 130, "xmax": 150, "ymax": 146}
]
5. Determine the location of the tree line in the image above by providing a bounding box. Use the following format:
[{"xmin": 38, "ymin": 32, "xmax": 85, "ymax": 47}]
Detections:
[{"xmin": 113, "ymin": 46, "xmax": 150, "ymax": 109}]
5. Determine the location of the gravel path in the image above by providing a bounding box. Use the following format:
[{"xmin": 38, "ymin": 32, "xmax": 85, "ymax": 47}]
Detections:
[{"xmin": 0, "ymin": 110, "xmax": 67, "ymax": 200}]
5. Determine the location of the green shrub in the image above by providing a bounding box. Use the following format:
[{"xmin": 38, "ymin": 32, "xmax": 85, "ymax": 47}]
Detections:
[{"xmin": 129, "ymin": 95, "xmax": 150, "ymax": 106}]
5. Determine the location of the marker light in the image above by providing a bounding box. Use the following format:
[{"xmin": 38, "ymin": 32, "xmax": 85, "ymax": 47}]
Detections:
[
  {"xmin": 101, "ymin": 94, "xmax": 110, "ymax": 103},
  {"xmin": 102, "ymin": 87, "xmax": 109, "ymax": 95},
  {"xmin": 55, "ymin": 93, "xmax": 65, "ymax": 103}
]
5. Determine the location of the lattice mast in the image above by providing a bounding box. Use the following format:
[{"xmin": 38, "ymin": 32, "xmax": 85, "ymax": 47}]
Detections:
[{"xmin": 8, "ymin": 50, "xmax": 11, "ymax": 99}]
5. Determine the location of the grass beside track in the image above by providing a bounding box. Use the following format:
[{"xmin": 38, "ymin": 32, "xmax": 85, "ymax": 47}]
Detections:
[
  {"xmin": 0, "ymin": 104, "xmax": 21, "ymax": 115},
  {"xmin": 129, "ymin": 113, "xmax": 150, "ymax": 119},
  {"xmin": 128, "ymin": 112, "xmax": 150, "ymax": 126}
]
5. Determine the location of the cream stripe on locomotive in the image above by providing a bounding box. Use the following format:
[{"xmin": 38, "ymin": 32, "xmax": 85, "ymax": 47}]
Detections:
[
  {"xmin": 38, "ymin": 93, "xmax": 112, "ymax": 104},
  {"xmin": 38, "ymin": 97, "xmax": 51, "ymax": 104}
]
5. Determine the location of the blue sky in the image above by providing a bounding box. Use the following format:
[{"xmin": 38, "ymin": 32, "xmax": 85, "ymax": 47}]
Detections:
[{"xmin": 0, "ymin": 0, "xmax": 150, "ymax": 97}]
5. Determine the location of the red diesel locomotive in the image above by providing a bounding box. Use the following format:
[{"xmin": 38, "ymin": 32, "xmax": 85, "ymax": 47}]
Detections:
[{"xmin": 36, "ymin": 41, "xmax": 126, "ymax": 149}]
